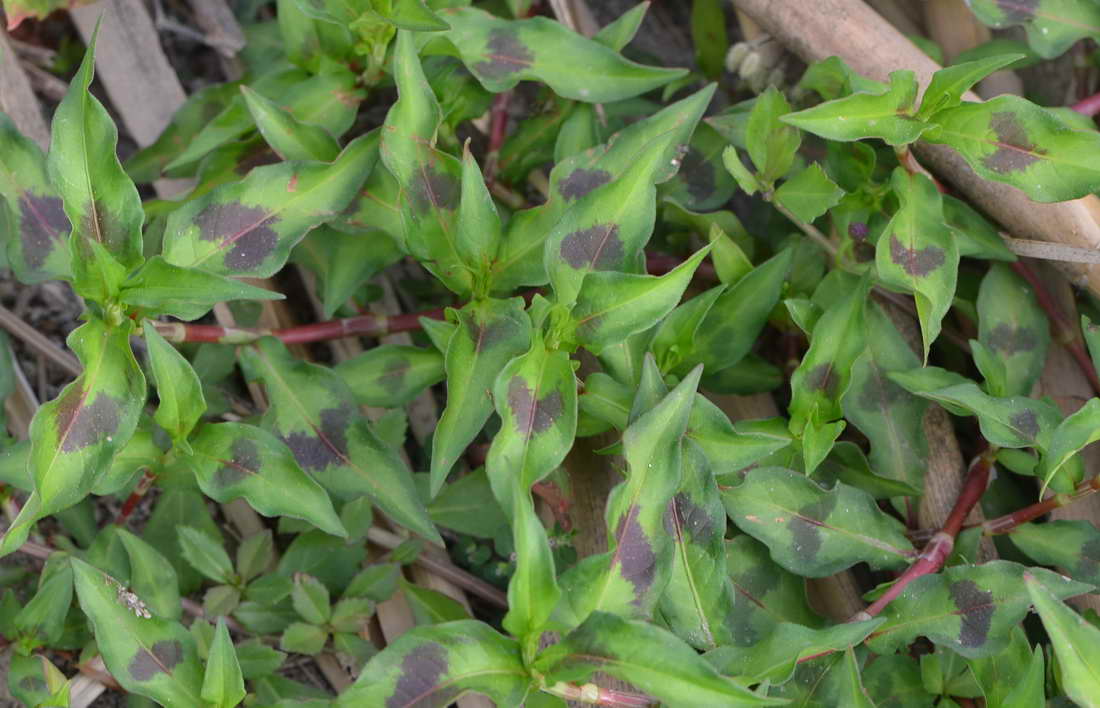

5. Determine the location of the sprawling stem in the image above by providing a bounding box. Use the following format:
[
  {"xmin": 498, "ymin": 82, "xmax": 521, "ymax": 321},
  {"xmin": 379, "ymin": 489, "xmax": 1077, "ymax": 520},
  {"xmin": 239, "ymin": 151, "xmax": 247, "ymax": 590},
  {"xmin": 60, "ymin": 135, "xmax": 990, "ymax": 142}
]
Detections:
[
  {"xmin": 850, "ymin": 447, "xmax": 996, "ymax": 622},
  {"xmin": 1071, "ymin": 91, "xmax": 1100, "ymax": 118},
  {"xmin": 981, "ymin": 474, "xmax": 1100, "ymax": 535},
  {"xmin": 113, "ymin": 468, "xmax": 156, "ymax": 526}
]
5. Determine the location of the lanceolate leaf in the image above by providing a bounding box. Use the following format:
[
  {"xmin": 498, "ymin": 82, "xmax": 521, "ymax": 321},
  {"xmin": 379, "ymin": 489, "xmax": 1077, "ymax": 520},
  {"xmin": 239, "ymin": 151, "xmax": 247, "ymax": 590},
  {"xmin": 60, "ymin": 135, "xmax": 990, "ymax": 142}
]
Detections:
[
  {"xmin": 0, "ymin": 112, "xmax": 72, "ymax": 283},
  {"xmin": 120, "ymin": 256, "xmax": 283, "ymax": 321},
  {"xmin": 240, "ymin": 85, "xmax": 341, "ymax": 162},
  {"xmin": 966, "ymin": 0, "xmax": 1100, "ymax": 58},
  {"xmin": 1010, "ymin": 520, "xmax": 1100, "ymax": 586},
  {"xmin": 571, "ymin": 246, "xmax": 711, "ymax": 353},
  {"xmin": 534, "ymin": 612, "xmax": 779, "ymax": 707},
  {"xmin": 336, "ymin": 621, "xmax": 529, "ymax": 707},
  {"xmin": 493, "ymin": 86, "xmax": 714, "ymax": 292},
  {"xmin": 781, "ymin": 70, "xmax": 930, "ymax": 146},
  {"xmin": 976, "ymin": 263, "xmax": 1049, "ymax": 397},
  {"xmin": 917, "ymin": 53, "xmax": 1025, "ymax": 118},
  {"xmin": 382, "ymin": 31, "xmax": 472, "ymax": 295},
  {"xmin": 1025, "ymin": 571, "xmax": 1100, "ymax": 706},
  {"xmin": 116, "ymin": 528, "xmax": 182, "ymax": 621},
  {"xmin": 142, "ymin": 321, "xmax": 206, "ymax": 450},
  {"xmin": 722, "ymin": 467, "xmax": 915, "ymax": 576},
  {"xmin": 47, "ymin": 26, "xmax": 144, "ymax": 299},
  {"xmin": 431, "ymin": 297, "xmax": 531, "ymax": 496},
  {"xmin": 71, "ymin": 558, "xmax": 205, "ymax": 707},
  {"xmin": 292, "ymin": 224, "xmax": 402, "ymax": 319},
  {"xmin": 867, "ymin": 561, "xmax": 1093, "ymax": 658},
  {"xmin": 725, "ymin": 535, "xmax": 822, "ymax": 645},
  {"xmin": 875, "ymin": 168, "xmax": 959, "ymax": 360},
  {"xmin": 30, "ymin": 319, "xmax": 145, "ymax": 515},
  {"xmin": 239, "ymin": 338, "xmax": 438, "ymax": 542},
  {"xmin": 335, "ymin": 344, "xmax": 445, "ymax": 408},
  {"xmin": 186, "ymin": 422, "xmax": 346, "ymax": 538},
  {"xmin": 1036, "ymin": 397, "xmax": 1100, "ymax": 493},
  {"xmin": 202, "ymin": 619, "xmax": 246, "ymax": 708},
  {"xmin": 842, "ymin": 301, "xmax": 929, "ymax": 491},
  {"xmin": 440, "ymin": 7, "xmax": 686, "ymax": 102},
  {"xmin": 925, "ymin": 95, "xmax": 1100, "ymax": 201},
  {"xmin": 687, "ymin": 400, "xmax": 793, "ymax": 478},
  {"xmin": 659, "ymin": 442, "xmax": 739, "ymax": 650},
  {"xmin": 162, "ymin": 133, "xmax": 374, "ymax": 277}
]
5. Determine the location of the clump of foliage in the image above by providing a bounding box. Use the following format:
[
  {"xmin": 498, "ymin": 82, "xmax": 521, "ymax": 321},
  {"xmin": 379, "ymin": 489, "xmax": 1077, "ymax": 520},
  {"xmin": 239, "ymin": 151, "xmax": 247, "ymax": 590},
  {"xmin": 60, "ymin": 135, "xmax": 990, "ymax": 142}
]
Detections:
[{"xmin": 4, "ymin": 0, "xmax": 1100, "ymax": 706}]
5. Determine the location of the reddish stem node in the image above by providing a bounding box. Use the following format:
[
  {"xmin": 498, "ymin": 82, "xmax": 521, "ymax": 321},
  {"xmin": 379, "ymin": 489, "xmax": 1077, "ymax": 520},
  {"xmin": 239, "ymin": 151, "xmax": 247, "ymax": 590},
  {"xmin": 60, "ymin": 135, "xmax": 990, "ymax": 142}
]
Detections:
[
  {"xmin": 1071, "ymin": 91, "xmax": 1100, "ymax": 118},
  {"xmin": 114, "ymin": 468, "xmax": 157, "ymax": 526}
]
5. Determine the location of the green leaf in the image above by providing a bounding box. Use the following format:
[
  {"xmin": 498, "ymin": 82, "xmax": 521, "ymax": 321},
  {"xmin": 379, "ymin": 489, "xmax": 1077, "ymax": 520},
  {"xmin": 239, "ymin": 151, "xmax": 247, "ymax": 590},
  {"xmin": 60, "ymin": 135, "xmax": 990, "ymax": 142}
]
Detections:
[
  {"xmin": 841, "ymin": 301, "xmax": 929, "ymax": 491},
  {"xmin": 966, "ymin": 0, "xmax": 1100, "ymax": 58},
  {"xmin": 337, "ymin": 621, "xmax": 529, "ymax": 707},
  {"xmin": 456, "ymin": 142, "xmax": 502, "ymax": 291},
  {"xmin": 335, "ymin": 344, "xmax": 443, "ymax": 409},
  {"xmin": 774, "ymin": 163, "xmax": 845, "ymax": 224},
  {"xmin": 431, "ymin": 297, "xmax": 531, "ymax": 496},
  {"xmin": 142, "ymin": 321, "xmax": 205, "ymax": 451},
  {"xmin": 71, "ymin": 558, "xmax": 205, "ymax": 706},
  {"xmin": 440, "ymin": 7, "xmax": 686, "ymax": 102},
  {"xmin": 401, "ymin": 579, "xmax": 470, "ymax": 626},
  {"xmin": 28, "ymin": 318, "xmax": 145, "ymax": 516},
  {"xmin": 745, "ymin": 86, "xmax": 801, "ymax": 185},
  {"xmin": 705, "ymin": 619, "xmax": 883, "ymax": 684},
  {"xmin": 427, "ymin": 469, "xmax": 508, "ymax": 539},
  {"xmin": 868, "ymin": 561, "xmax": 1093, "ymax": 658},
  {"xmin": 722, "ymin": 467, "xmax": 915, "ymax": 576},
  {"xmin": 178, "ymin": 525, "xmax": 236, "ymax": 584},
  {"xmin": 593, "ymin": 2, "xmax": 648, "ymax": 51},
  {"xmin": 292, "ymin": 573, "xmax": 331, "ymax": 625},
  {"xmin": 658, "ymin": 442, "xmax": 739, "ymax": 650},
  {"xmin": 1037, "ymin": 397, "xmax": 1100, "ymax": 494},
  {"xmin": 571, "ymin": 245, "xmax": 711, "ymax": 354},
  {"xmin": 691, "ymin": 0, "xmax": 728, "ymax": 79},
  {"xmin": 722, "ymin": 146, "xmax": 762, "ymax": 195},
  {"xmin": 186, "ymin": 422, "xmax": 346, "ymax": 538},
  {"xmin": 14, "ymin": 552, "xmax": 73, "ymax": 645},
  {"xmin": 976, "ymin": 264, "xmax": 1049, "ymax": 397},
  {"xmin": 890, "ymin": 367, "xmax": 1062, "ymax": 451},
  {"xmin": 875, "ymin": 168, "xmax": 959, "ymax": 360},
  {"xmin": 292, "ymin": 223, "xmax": 402, "ymax": 320},
  {"xmin": 680, "ymin": 247, "xmax": 792, "ymax": 373},
  {"xmin": 162, "ymin": 133, "xmax": 374, "ymax": 278},
  {"xmin": 0, "ymin": 112, "xmax": 72, "ymax": 283},
  {"xmin": 236, "ymin": 530, "xmax": 275, "ymax": 583},
  {"xmin": 781, "ymin": 70, "xmax": 930, "ymax": 146},
  {"xmin": 280, "ymin": 622, "xmax": 328, "ymax": 655},
  {"xmin": 376, "ymin": 0, "xmax": 448, "ymax": 30},
  {"xmin": 330, "ymin": 597, "xmax": 376, "ymax": 634},
  {"xmin": 240, "ymin": 85, "xmax": 341, "ymax": 162},
  {"xmin": 1025, "ymin": 571, "xmax": 1100, "ymax": 706},
  {"xmin": 493, "ymin": 86, "xmax": 713, "ymax": 293},
  {"xmin": 918, "ymin": 53, "xmax": 1024, "ymax": 118},
  {"xmin": 381, "ymin": 31, "xmax": 472, "ymax": 295},
  {"xmin": 534, "ymin": 612, "xmax": 780, "ymax": 707},
  {"xmin": 47, "ymin": 24, "xmax": 144, "ymax": 301},
  {"xmin": 121, "ymin": 256, "xmax": 284, "ymax": 321},
  {"xmin": 202, "ymin": 619, "xmax": 246, "ymax": 708},
  {"xmin": 966, "ymin": 626, "xmax": 1045, "ymax": 708},
  {"xmin": 239, "ymin": 337, "xmax": 435, "ymax": 541},
  {"xmin": 1011, "ymin": 520, "xmax": 1100, "ymax": 587},
  {"xmin": 925, "ymin": 94, "xmax": 1100, "ymax": 202},
  {"xmin": 117, "ymin": 528, "xmax": 182, "ymax": 621}
]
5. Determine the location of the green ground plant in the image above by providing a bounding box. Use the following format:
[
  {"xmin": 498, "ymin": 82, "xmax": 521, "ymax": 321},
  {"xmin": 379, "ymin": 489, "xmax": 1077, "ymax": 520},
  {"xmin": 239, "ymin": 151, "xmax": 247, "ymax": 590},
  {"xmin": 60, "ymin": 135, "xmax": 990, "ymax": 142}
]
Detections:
[{"xmin": 4, "ymin": 0, "xmax": 1100, "ymax": 706}]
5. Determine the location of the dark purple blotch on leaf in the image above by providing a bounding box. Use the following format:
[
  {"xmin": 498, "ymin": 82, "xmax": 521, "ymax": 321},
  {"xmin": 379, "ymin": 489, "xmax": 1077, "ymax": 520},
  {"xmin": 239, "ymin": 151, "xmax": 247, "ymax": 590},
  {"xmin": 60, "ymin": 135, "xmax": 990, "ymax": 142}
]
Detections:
[
  {"xmin": 558, "ymin": 169, "xmax": 612, "ymax": 201},
  {"xmin": 614, "ymin": 507, "xmax": 657, "ymax": 607},
  {"xmin": 949, "ymin": 579, "xmax": 994, "ymax": 648},
  {"xmin": 194, "ymin": 202, "xmax": 279, "ymax": 272},
  {"xmin": 507, "ymin": 377, "xmax": 563, "ymax": 437},
  {"xmin": 982, "ymin": 111, "xmax": 1043, "ymax": 174},
  {"xmin": 474, "ymin": 29, "xmax": 534, "ymax": 79},
  {"xmin": 463, "ymin": 314, "xmax": 519, "ymax": 353},
  {"xmin": 857, "ymin": 365, "xmax": 905, "ymax": 412},
  {"xmin": 56, "ymin": 388, "xmax": 121, "ymax": 453},
  {"xmin": 728, "ymin": 561, "xmax": 780, "ymax": 646},
  {"xmin": 283, "ymin": 404, "xmax": 354, "ymax": 471},
  {"xmin": 410, "ymin": 167, "xmax": 459, "ymax": 213},
  {"xmin": 386, "ymin": 642, "xmax": 450, "ymax": 708},
  {"xmin": 789, "ymin": 493, "xmax": 838, "ymax": 564},
  {"xmin": 214, "ymin": 437, "xmax": 260, "ymax": 488},
  {"xmin": 663, "ymin": 493, "xmax": 718, "ymax": 545},
  {"xmin": 678, "ymin": 147, "xmax": 716, "ymax": 204},
  {"xmin": 889, "ymin": 235, "xmax": 946, "ymax": 277},
  {"xmin": 804, "ymin": 363, "xmax": 840, "ymax": 399},
  {"xmin": 986, "ymin": 323, "xmax": 1038, "ymax": 355},
  {"xmin": 19, "ymin": 676, "xmax": 47, "ymax": 694},
  {"xmin": 995, "ymin": 0, "xmax": 1038, "ymax": 23},
  {"xmin": 18, "ymin": 194, "xmax": 70, "ymax": 270},
  {"xmin": 848, "ymin": 221, "xmax": 869, "ymax": 241},
  {"xmin": 560, "ymin": 224, "xmax": 624, "ymax": 271},
  {"xmin": 1010, "ymin": 408, "xmax": 1040, "ymax": 440},
  {"xmin": 128, "ymin": 640, "xmax": 184, "ymax": 681}
]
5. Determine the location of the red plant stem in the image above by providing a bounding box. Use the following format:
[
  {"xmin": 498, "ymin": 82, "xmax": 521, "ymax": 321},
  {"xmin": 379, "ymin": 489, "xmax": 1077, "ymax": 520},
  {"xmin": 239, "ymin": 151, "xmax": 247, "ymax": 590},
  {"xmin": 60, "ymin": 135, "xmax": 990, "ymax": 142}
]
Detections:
[
  {"xmin": 1010, "ymin": 261, "xmax": 1100, "ymax": 397},
  {"xmin": 981, "ymin": 473, "xmax": 1100, "ymax": 535},
  {"xmin": 483, "ymin": 90, "xmax": 514, "ymax": 185},
  {"xmin": 156, "ymin": 254, "xmax": 711, "ymax": 345},
  {"xmin": 852, "ymin": 448, "xmax": 995, "ymax": 621},
  {"xmin": 113, "ymin": 468, "xmax": 157, "ymax": 526},
  {"xmin": 1071, "ymin": 91, "xmax": 1100, "ymax": 117}
]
